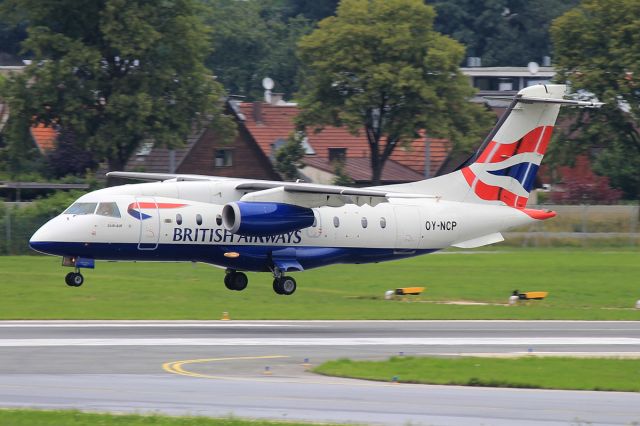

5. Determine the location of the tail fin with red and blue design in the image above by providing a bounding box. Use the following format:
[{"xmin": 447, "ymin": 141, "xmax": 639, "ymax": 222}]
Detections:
[{"xmin": 380, "ymin": 84, "xmax": 601, "ymax": 207}]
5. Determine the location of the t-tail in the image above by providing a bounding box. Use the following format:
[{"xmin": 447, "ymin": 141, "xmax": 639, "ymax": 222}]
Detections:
[{"xmin": 378, "ymin": 84, "xmax": 601, "ymax": 207}]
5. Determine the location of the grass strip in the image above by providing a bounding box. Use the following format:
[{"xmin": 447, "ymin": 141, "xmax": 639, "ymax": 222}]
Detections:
[
  {"xmin": 1, "ymin": 249, "xmax": 639, "ymax": 320},
  {"xmin": 0, "ymin": 409, "xmax": 341, "ymax": 426},
  {"xmin": 314, "ymin": 356, "xmax": 640, "ymax": 392}
]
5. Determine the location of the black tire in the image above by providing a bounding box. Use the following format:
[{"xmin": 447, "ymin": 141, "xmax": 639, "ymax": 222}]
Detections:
[
  {"xmin": 273, "ymin": 278, "xmax": 283, "ymax": 295},
  {"xmin": 71, "ymin": 272, "xmax": 84, "ymax": 287},
  {"xmin": 224, "ymin": 273, "xmax": 235, "ymax": 290},
  {"xmin": 232, "ymin": 272, "xmax": 248, "ymax": 291},
  {"xmin": 280, "ymin": 276, "xmax": 296, "ymax": 296},
  {"xmin": 65, "ymin": 272, "xmax": 75, "ymax": 287}
]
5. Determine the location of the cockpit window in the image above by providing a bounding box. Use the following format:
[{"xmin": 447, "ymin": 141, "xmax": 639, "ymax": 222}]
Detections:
[
  {"xmin": 64, "ymin": 202, "xmax": 98, "ymax": 215},
  {"xmin": 96, "ymin": 202, "xmax": 121, "ymax": 218}
]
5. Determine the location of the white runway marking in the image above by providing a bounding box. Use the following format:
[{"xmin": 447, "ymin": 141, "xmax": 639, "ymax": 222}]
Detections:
[{"xmin": 1, "ymin": 337, "xmax": 640, "ymax": 347}]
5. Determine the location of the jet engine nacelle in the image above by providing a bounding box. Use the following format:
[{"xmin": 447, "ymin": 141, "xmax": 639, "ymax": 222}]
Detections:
[{"xmin": 222, "ymin": 201, "xmax": 315, "ymax": 236}]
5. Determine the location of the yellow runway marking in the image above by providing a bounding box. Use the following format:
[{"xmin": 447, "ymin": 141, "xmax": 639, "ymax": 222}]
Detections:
[
  {"xmin": 162, "ymin": 355, "xmax": 289, "ymax": 380},
  {"xmin": 162, "ymin": 355, "xmax": 415, "ymax": 387}
]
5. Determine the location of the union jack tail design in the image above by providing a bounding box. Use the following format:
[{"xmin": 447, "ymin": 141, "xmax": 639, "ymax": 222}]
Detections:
[
  {"xmin": 461, "ymin": 124, "xmax": 554, "ymax": 208},
  {"xmin": 376, "ymin": 84, "xmax": 601, "ymax": 208}
]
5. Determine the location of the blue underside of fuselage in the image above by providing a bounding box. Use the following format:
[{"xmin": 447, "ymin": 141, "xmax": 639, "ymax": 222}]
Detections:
[{"xmin": 29, "ymin": 241, "xmax": 438, "ymax": 272}]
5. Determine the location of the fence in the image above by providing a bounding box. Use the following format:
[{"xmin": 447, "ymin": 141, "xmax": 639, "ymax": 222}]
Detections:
[
  {"xmin": 1, "ymin": 202, "xmax": 639, "ymax": 255},
  {"xmin": 504, "ymin": 205, "xmax": 639, "ymax": 248}
]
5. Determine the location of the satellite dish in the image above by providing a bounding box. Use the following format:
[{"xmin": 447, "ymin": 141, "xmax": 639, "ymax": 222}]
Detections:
[
  {"xmin": 262, "ymin": 77, "xmax": 275, "ymax": 90},
  {"xmin": 528, "ymin": 62, "xmax": 540, "ymax": 75}
]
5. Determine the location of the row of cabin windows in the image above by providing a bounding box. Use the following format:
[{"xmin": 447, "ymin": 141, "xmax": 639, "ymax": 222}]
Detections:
[
  {"xmin": 175, "ymin": 214, "xmax": 223, "ymax": 226},
  {"xmin": 333, "ymin": 216, "xmax": 386, "ymax": 229}
]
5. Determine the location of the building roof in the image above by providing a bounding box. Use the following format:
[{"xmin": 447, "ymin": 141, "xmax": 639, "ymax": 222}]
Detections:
[
  {"xmin": 30, "ymin": 124, "xmax": 57, "ymax": 153},
  {"xmin": 124, "ymin": 127, "xmax": 206, "ymax": 173},
  {"xmin": 236, "ymin": 102, "xmax": 451, "ymax": 178},
  {"xmin": 304, "ymin": 156, "xmax": 424, "ymax": 184}
]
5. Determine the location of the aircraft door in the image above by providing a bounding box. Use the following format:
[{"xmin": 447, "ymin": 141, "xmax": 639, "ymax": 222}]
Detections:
[
  {"xmin": 393, "ymin": 206, "xmax": 420, "ymax": 249},
  {"xmin": 135, "ymin": 197, "xmax": 160, "ymax": 250}
]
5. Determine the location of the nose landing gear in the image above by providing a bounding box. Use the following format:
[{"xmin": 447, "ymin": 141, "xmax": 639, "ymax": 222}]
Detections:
[{"xmin": 65, "ymin": 271, "xmax": 84, "ymax": 287}]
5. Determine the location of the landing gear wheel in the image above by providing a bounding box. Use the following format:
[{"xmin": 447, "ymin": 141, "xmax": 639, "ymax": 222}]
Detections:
[
  {"xmin": 273, "ymin": 276, "xmax": 296, "ymax": 296},
  {"xmin": 65, "ymin": 272, "xmax": 83, "ymax": 287},
  {"xmin": 224, "ymin": 271, "xmax": 248, "ymax": 291},
  {"xmin": 232, "ymin": 272, "xmax": 248, "ymax": 291}
]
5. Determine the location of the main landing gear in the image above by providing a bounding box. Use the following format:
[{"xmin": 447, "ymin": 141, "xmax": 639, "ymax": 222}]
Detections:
[
  {"xmin": 223, "ymin": 268, "xmax": 297, "ymax": 295},
  {"xmin": 271, "ymin": 267, "xmax": 296, "ymax": 296},
  {"xmin": 65, "ymin": 271, "xmax": 84, "ymax": 287},
  {"xmin": 224, "ymin": 270, "xmax": 248, "ymax": 291}
]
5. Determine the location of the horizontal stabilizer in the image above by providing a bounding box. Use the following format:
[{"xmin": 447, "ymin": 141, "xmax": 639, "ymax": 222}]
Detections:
[{"xmin": 452, "ymin": 233, "xmax": 504, "ymax": 249}]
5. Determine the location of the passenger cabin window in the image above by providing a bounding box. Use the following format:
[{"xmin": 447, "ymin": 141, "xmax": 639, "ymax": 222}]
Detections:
[
  {"xmin": 216, "ymin": 214, "xmax": 222, "ymax": 226},
  {"xmin": 333, "ymin": 216, "xmax": 340, "ymax": 228},
  {"xmin": 64, "ymin": 203, "xmax": 98, "ymax": 215},
  {"xmin": 361, "ymin": 217, "xmax": 368, "ymax": 228},
  {"xmin": 380, "ymin": 217, "xmax": 387, "ymax": 229},
  {"xmin": 96, "ymin": 202, "xmax": 121, "ymax": 218},
  {"xmin": 176, "ymin": 214, "xmax": 183, "ymax": 225},
  {"xmin": 196, "ymin": 214, "xmax": 203, "ymax": 225}
]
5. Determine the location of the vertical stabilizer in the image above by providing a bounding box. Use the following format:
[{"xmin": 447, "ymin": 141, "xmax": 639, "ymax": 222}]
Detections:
[{"xmin": 376, "ymin": 85, "xmax": 598, "ymax": 207}]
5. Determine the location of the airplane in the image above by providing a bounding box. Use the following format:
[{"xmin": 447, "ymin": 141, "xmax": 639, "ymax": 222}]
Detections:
[{"xmin": 29, "ymin": 84, "xmax": 600, "ymax": 295}]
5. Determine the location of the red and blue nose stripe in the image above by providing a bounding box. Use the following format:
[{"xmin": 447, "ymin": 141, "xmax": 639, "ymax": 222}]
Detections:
[{"xmin": 127, "ymin": 202, "xmax": 187, "ymax": 220}]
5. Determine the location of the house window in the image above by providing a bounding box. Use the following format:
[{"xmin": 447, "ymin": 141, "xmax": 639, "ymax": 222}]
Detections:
[
  {"xmin": 215, "ymin": 149, "xmax": 233, "ymax": 167},
  {"xmin": 328, "ymin": 148, "xmax": 346, "ymax": 163}
]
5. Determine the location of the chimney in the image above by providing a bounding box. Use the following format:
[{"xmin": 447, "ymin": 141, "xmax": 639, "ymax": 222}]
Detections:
[
  {"xmin": 253, "ymin": 101, "xmax": 262, "ymax": 124},
  {"xmin": 270, "ymin": 93, "xmax": 284, "ymax": 105}
]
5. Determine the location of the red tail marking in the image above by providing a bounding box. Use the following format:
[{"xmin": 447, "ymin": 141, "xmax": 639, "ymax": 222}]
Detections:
[
  {"xmin": 536, "ymin": 126, "xmax": 555, "ymax": 155},
  {"xmin": 521, "ymin": 208, "xmax": 556, "ymax": 220}
]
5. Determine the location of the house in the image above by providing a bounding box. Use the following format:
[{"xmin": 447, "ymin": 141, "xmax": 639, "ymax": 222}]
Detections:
[{"xmin": 125, "ymin": 96, "xmax": 452, "ymax": 186}]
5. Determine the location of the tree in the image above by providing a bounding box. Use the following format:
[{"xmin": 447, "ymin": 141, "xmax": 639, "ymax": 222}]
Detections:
[
  {"xmin": 297, "ymin": 0, "xmax": 493, "ymax": 185},
  {"xmin": 432, "ymin": 0, "xmax": 578, "ymax": 67},
  {"xmin": 331, "ymin": 160, "xmax": 353, "ymax": 186},
  {"xmin": 0, "ymin": 0, "xmax": 234, "ymax": 174},
  {"xmin": 551, "ymin": 0, "xmax": 640, "ymax": 199},
  {"xmin": 204, "ymin": 0, "xmax": 312, "ymax": 100},
  {"xmin": 274, "ymin": 131, "xmax": 306, "ymax": 181},
  {"xmin": 550, "ymin": 156, "xmax": 622, "ymax": 205}
]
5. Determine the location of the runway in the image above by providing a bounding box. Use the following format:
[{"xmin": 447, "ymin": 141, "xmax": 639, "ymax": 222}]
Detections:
[{"xmin": 1, "ymin": 320, "xmax": 639, "ymax": 425}]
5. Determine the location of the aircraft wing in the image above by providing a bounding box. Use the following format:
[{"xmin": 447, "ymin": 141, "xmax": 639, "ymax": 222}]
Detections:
[
  {"xmin": 106, "ymin": 171, "xmax": 234, "ymax": 182},
  {"xmin": 106, "ymin": 171, "xmax": 435, "ymax": 208},
  {"xmin": 236, "ymin": 182, "xmax": 435, "ymax": 208}
]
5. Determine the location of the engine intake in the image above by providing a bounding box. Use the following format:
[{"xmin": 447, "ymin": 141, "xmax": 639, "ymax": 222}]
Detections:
[{"xmin": 222, "ymin": 202, "xmax": 314, "ymax": 236}]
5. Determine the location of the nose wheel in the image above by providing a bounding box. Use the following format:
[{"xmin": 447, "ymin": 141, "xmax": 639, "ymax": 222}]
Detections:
[
  {"xmin": 65, "ymin": 271, "xmax": 84, "ymax": 287},
  {"xmin": 224, "ymin": 270, "xmax": 248, "ymax": 291},
  {"xmin": 273, "ymin": 276, "xmax": 296, "ymax": 296}
]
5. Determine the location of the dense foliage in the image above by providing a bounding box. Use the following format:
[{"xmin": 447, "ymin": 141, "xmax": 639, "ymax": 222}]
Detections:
[
  {"xmin": 296, "ymin": 0, "xmax": 493, "ymax": 185},
  {"xmin": 551, "ymin": 0, "xmax": 640, "ymax": 199},
  {"xmin": 0, "ymin": 0, "xmax": 234, "ymax": 176}
]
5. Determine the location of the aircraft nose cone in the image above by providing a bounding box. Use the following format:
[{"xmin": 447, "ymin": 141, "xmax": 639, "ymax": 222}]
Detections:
[{"xmin": 29, "ymin": 221, "xmax": 58, "ymax": 254}]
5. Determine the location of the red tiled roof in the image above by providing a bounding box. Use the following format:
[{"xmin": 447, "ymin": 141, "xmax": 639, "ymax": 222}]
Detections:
[
  {"xmin": 304, "ymin": 156, "xmax": 424, "ymax": 184},
  {"xmin": 30, "ymin": 124, "xmax": 57, "ymax": 153},
  {"xmin": 238, "ymin": 102, "xmax": 451, "ymax": 177}
]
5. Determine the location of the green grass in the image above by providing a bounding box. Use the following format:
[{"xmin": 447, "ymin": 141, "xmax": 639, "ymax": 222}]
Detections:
[
  {"xmin": 314, "ymin": 356, "xmax": 640, "ymax": 392},
  {"xmin": 0, "ymin": 409, "xmax": 330, "ymax": 426},
  {"xmin": 0, "ymin": 249, "xmax": 639, "ymax": 319}
]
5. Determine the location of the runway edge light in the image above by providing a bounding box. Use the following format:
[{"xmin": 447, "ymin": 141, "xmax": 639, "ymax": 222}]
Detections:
[{"xmin": 221, "ymin": 312, "xmax": 230, "ymax": 321}]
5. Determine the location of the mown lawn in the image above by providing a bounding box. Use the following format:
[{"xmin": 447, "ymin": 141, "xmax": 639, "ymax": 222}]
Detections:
[
  {"xmin": 314, "ymin": 356, "xmax": 640, "ymax": 392},
  {"xmin": 0, "ymin": 410, "xmax": 328, "ymax": 426},
  {"xmin": 0, "ymin": 249, "xmax": 638, "ymax": 319}
]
